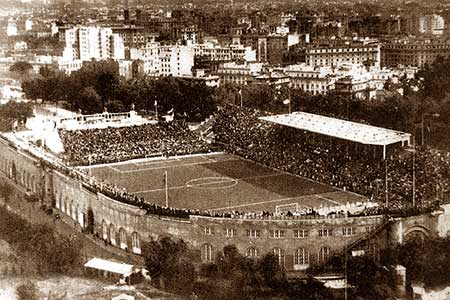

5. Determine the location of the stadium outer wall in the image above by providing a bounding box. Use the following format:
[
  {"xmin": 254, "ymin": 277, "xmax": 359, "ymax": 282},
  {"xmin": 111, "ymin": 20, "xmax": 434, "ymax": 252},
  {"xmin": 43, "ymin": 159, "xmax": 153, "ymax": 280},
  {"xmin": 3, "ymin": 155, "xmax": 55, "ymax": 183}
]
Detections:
[{"xmin": 2, "ymin": 138, "xmax": 450, "ymax": 273}]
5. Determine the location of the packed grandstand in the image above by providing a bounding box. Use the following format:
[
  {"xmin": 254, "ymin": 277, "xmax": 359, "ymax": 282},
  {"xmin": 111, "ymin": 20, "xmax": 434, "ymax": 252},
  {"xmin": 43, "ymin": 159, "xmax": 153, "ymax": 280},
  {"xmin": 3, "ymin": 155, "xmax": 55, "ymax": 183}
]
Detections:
[{"xmin": 51, "ymin": 105, "xmax": 450, "ymax": 219}]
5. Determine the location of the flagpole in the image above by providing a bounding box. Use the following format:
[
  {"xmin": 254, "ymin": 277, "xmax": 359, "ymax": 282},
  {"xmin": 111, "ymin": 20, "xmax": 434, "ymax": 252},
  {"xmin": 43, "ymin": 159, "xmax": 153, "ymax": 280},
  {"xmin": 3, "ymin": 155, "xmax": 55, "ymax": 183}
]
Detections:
[
  {"xmin": 413, "ymin": 136, "xmax": 416, "ymax": 207},
  {"xmin": 165, "ymin": 170, "xmax": 168, "ymax": 207}
]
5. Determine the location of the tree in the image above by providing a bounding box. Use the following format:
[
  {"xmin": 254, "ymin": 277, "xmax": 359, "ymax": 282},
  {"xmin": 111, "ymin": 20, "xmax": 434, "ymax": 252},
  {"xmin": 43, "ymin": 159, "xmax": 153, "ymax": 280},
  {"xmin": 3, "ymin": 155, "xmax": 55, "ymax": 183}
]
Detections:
[
  {"xmin": 143, "ymin": 237, "xmax": 195, "ymax": 293},
  {"xmin": 16, "ymin": 281, "xmax": 39, "ymax": 300},
  {"xmin": 9, "ymin": 61, "xmax": 33, "ymax": 81},
  {"xmin": 78, "ymin": 87, "xmax": 103, "ymax": 114}
]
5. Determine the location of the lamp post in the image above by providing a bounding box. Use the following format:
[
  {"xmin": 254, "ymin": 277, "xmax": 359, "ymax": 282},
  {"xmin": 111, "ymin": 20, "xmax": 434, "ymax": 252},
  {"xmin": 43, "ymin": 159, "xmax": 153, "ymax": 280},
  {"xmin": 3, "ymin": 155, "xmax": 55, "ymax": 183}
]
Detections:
[{"xmin": 421, "ymin": 113, "xmax": 440, "ymax": 146}]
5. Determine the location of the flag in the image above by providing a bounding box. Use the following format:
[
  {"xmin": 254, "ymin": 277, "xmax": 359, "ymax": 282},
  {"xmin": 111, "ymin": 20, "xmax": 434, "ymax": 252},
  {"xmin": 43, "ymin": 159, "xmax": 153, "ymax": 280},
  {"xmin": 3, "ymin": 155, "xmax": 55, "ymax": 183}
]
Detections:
[
  {"xmin": 154, "ymin": 100, "xmax": 157, "ymax": 107},
  {"xmin": 283, "ymin": 99, "xmax": 290, "ymax": 105},
  {"xmin": 238, "ymin": 89, "xmax": 242, "ymax": 95}
]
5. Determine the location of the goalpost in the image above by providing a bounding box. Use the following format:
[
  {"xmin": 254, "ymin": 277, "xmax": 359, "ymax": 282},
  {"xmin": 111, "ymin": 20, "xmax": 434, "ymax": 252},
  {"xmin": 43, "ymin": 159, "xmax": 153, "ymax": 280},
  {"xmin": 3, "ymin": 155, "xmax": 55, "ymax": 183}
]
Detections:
[{"xmin": 275, "ymin": 203, "xmax": 299, "ymax": 215}]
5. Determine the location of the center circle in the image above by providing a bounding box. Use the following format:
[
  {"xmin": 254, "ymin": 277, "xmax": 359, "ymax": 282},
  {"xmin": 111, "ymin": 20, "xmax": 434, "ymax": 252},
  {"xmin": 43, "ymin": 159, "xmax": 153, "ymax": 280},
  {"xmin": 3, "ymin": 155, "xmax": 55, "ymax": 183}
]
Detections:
[{"xmin": 186, "ymin": 177, "xmax": 238, "ymax": 189}]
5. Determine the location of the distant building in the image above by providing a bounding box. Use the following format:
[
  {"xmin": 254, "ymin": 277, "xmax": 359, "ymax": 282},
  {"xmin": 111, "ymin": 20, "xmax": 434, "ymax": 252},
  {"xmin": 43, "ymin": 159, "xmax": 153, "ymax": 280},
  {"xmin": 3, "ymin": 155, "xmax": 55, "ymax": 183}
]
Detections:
[
  {"xmin": 304, "ymin": 40, "xmax": 381, "ymax": 68},
  {"xmin": 216, "ymin": 61, "xmax": 264, "ymax": 85},
  {"xmin": 419, "ymin": 14, "xmax": 444, "ymax": 36},
  {"xmin": 159, "ymin": 45, "xmax": 194, "ymax": 77},
  {"xmin": 381, "ymin": 38, "xmax": 450, "ymax": 68},
  {"xmin": 62, "ymin": 25, "xmax": 125, "ymax": 62}
]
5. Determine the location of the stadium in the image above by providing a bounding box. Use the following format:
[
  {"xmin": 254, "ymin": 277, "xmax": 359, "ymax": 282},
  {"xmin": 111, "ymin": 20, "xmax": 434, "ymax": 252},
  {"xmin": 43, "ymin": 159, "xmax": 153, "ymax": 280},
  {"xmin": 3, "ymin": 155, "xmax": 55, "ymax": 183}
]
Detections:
[{"xmin": 1, "ymin": 103, "xmax": 450, "ymax": 276}]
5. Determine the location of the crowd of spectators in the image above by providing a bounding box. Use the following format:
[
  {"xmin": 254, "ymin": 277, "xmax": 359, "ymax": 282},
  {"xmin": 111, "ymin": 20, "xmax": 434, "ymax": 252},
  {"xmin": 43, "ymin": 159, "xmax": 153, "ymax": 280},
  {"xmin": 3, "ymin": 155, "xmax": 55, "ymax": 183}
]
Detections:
[
  {"xmin": 59, "ymin": 121, "xmax": 212, "ymax": 166},
  {"xmin": 212, "ymin": 105, "xmax": 450, "ymax": 211},
  {"xmin": 9, "ymin": 105, "xmax": 449, "ymax": 221}
]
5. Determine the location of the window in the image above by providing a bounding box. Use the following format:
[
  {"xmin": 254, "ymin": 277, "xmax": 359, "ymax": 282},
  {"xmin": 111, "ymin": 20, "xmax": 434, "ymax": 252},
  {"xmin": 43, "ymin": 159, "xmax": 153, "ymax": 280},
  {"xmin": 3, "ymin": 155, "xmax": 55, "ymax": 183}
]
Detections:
[
  {"xmin": 318, "ymin": 229, "xmax": 332, "ymax": 237},
  {"xmin": 201, "ymin": 243, "xmax": 213, "ymax": 262},
  {"xmin": 318, "ymin": 247, "xmax": 331, "ymax": 264},
  {"xmin": 202, "ymin": 226, "xmax": 214, "ymax": 235},
  {"xmin": 245, "ymin": 247, "xmax": 259, "ymax": 258},
  {"xmin": 342, "ymin": 227, "xmax": 355, "ymax": 236},
  {"xmin": 270, "ymin": 229, "xmax": 285, "ymax": 238},
  {"xmin": 225, "ymin": 228, "xmax": 237, "ymax": 237},
  {"xmin": 293, "ymin": 229, "xmax": 309, "ymax": 238},
  {"xmin": 273, "ymin": 248, "xmax": 285, "ymax": 267},
  {"xmin": 365, "ymin": 225, "xmax": 376, "ymax": 233},
  {"xmin": 246, "ymin": 229, "xmax": 261, "ymax": 238},
  {"xmin": 294, "ymin": 248, "xmax": 309, "ymax": 265}
]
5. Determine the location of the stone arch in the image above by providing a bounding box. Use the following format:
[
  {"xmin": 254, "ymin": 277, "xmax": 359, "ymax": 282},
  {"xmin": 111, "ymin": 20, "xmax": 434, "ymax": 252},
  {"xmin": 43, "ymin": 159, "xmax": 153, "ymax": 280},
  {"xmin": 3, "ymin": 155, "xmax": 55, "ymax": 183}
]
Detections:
[
  {"xmin": 245, "ymin": 247, "xmax": 259, "ymax": 258},
  {"xmin": 102, "ymin": 220, "xmax": 108, "ymax": 241},
  {"xmin": 131, "ymin": 232, "xmax": 141, "ymax": 254},
  {"xmin": 201, "ymin": 243, "xmax": 213, "ymax": 263},
  {"xmin": 119, "ymin": 227, "xmax": 128, "ymax": 250},
  {"xmin": 62, "ymin": 197, "xmax": 67, "ymax": 214},
  {"xmin": 31, "ymin": 175, "xmax": 35, "ymax": 193},
  {"xmin": 76, "ymin": 204, "xmax": 83, "ymax": 227},
  {"xmin": 70, "ymin": 200, "xmax": 75, "ymax": 220},
  {"xmin": 86, "ymin": 208, "xmax": 95, "ymax": 234},
  {"xmin": 272, "ymin": 247, "xmax": 285, "ymax": 267},
  {"xmin": 109, "ymin": 223, "xmax": 116, "ymax": 246},
  {"xmin": 403, "ymin": 225, "xmax": 430, "ymax": 240}
]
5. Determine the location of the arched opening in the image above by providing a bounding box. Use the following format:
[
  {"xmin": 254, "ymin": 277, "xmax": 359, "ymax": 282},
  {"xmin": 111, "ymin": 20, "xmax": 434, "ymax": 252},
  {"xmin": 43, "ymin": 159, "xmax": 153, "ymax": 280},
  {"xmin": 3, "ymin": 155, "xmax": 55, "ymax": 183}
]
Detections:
[
  {"xmin": 245, "ymin": 247, "xmax": 259, "ymax": 258},
  {"xmin": 87, "ymin": 208, "xmax": 95, "ymax": 234},
  {"xmin": 273, "ymin": 247, "xmax": 285, "ymax": 268},
  {"xmin": 76, "ymin": 204, "xmax": 83, "ymax": 226},
  {"xmin": 109, "ymin": 224, "xmax": 116, "ymax": 245},
  {"xmin": 404, "ymin": 226, "xmax": 429, "ymax": 243},
  {"xmin": 102, "ymin": 220, "xmax": 108, "ymax": 241},
  {"xmin": 70, "ymin": 200, "xmax": 75, "ymax": 220},
  {"xmin": 201, "ymin": 243, "xmax": 213, "ymax": 263},
  {"xmin": 119, "ymin": 228, "xmax": 127, "ymax": 250},
  {"xmin": 131, "ymin": 232, "xmax": 141, "ymax": 254}
]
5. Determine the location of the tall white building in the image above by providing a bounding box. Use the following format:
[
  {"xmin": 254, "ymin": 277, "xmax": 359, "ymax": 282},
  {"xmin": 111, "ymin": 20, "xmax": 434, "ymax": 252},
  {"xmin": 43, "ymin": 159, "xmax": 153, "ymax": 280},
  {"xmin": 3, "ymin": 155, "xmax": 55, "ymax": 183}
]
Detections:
[
  {"xmin": 419, "ymin": 14, "xmax": 445, "ymax": 35},
  {"xmin": 6, "ymin": 19, "xmax": 17, "ymax": 36},
  {"xmin": 63, "ymin": 26, "xmax": 125, "ymax": 61},
  {"xmin": 159, "ymin": 45, "xmax": 194, "ymax": 77}
]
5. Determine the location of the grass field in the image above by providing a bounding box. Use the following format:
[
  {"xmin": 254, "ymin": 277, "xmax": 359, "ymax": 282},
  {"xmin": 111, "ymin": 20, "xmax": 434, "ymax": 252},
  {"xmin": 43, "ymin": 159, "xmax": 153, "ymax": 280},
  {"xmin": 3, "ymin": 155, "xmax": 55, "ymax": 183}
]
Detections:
[{"xmin": 85, "ymin": 153, "xmax": 366, "ymax": 213}]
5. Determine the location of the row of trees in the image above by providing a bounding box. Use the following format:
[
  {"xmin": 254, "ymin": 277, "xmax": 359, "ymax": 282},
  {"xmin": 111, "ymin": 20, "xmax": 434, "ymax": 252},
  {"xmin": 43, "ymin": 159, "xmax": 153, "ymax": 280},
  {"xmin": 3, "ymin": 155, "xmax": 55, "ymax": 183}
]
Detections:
[
  {"xmin": 0, "ymin": 203, "xmax": 83, "ymax": 275},
  {"xmin": 21, "ymin": 60, "xmax": 217, "ymax": 121},
  {"xmin": 143, "ymin": 237, "xmax": 359, "ymax": 300}
]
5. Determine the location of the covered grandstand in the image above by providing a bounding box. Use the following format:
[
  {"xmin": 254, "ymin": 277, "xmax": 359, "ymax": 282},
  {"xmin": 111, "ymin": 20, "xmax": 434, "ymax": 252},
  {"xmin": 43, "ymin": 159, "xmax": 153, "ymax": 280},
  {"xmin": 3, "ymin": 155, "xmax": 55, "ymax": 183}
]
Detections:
[{"xmin": 259, "ymin": 112, "xmax": 412, "ymax": 159}]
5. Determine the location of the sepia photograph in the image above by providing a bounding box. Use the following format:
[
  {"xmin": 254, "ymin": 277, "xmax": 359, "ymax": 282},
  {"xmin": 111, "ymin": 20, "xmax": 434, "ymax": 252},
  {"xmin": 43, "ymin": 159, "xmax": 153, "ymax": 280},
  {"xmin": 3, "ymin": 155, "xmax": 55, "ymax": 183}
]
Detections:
[{"xmin": 0, "ymin": 0, "xmax": 450, "ymax": 299}]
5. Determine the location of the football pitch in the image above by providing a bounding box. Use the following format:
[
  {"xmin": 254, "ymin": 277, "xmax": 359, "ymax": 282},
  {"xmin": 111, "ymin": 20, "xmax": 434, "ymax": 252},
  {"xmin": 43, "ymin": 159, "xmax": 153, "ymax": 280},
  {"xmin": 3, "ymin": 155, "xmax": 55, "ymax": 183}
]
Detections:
[{"xmin": 84, "ymin": 153, "xmax": 366, "ymax": 213}]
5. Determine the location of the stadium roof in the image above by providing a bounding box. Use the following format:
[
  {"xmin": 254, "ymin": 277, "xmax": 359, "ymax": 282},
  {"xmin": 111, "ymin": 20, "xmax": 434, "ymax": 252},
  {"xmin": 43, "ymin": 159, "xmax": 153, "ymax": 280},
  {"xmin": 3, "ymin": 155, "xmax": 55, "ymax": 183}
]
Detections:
[{"xmin": 259, "ymin": 112, "xmax": 411, "ymax": 147}]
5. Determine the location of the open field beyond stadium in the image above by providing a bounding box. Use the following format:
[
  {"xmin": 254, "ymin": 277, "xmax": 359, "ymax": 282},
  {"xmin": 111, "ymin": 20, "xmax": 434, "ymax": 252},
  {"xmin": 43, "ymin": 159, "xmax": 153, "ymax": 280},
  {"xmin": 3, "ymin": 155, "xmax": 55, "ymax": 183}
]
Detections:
[{"xmin": 84, "ymin": 153, "xmax": 367, "ymax": 213}]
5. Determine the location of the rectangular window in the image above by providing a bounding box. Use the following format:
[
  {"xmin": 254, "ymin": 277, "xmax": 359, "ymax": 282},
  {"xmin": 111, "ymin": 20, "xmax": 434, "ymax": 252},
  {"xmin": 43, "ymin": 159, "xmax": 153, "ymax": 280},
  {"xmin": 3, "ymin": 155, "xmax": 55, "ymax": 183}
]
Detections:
[
  {"xmin": 294, "ymin": 229, "xmax": 309, "ymax": 238},
  {"xmin": 318, "ymin": 229, "xmax": 332, "ymax": 237},
  {"xmin": 203, "ymin": 226, "xmax": 214, "ymax": 235},
  {"xmin": 365, "ymin": 226, "xmax": 376, "ymax": 233},
  {"xmin": 225, "ymin": 228, "xmax": 237, "ymax": 237},
  {"xmin": 270, "ymin": 230, "xmax": 285, "ymax": 238},
  {"xmin": 246, "ymin": 229, "xmax": 261, "ymax": 238},
  {"xmin": 342, "ymin": 227, "xmax": 355, "ymax": 236}
]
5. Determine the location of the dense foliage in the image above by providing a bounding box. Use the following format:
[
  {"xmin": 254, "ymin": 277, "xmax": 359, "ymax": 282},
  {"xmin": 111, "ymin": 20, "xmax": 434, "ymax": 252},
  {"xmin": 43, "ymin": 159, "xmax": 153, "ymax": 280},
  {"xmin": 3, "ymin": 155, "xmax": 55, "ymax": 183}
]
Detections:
[
  {"xmin": 383, "ymin": 236, "xmax": 450, "ymax": 290},
  {"xmin": 143, "ymin": 239, "xmax": 334, "ymax": 300},
  {"xmin": 0, "ymin": 101, "xmax": 33, "ymax": 132},
  {"xmin": 0, "ymin": 204, "xmax": 83, "ymax": 275},
  {"xmin": 22, "ymin": 60, "xmax": 216, "ymax": 121}
]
